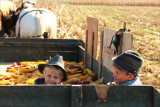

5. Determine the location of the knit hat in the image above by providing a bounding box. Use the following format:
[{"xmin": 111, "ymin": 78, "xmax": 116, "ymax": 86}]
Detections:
[
  {"xmin": 38, "ymin": 54, "xmax": 67, "ymax": 81},
  {"xmin": 112, "ymin": 50, "xmax": 143, "ymax": 76}
]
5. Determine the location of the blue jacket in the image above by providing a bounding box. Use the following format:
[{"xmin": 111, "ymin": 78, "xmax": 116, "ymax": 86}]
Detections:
[
  {"xmin": 34, "ymin": 78, "xmax": 45, "ymax": 84},
  {"xmin": 119, "ymin": 77, "xmax": 142, "ymax": 85},
  {"xmin": 34, "ymin": 78, "xmax": 63, "ymax": 85}
]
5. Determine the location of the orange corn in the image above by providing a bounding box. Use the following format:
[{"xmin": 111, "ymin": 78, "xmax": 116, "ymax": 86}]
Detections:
[
  {"xmin": 19, "ymin": 67, "xmax": 37, "ymax": 73},
  {"xmin": 17, "ymin": 75, "xmax": 25, "ymax": 83},
  {"xmin": 78, "ymin": 75, "xmax": 87, "ymax": 80}
]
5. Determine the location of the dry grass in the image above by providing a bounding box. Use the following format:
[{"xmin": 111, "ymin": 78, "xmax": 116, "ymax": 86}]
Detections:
[
  {"xmin": 64, "ymin": 0, "xmax": 160, "ymax": 6},
  {"xmin": 14, "ymin": 1, "xmax": 160, "ymax": 92}
]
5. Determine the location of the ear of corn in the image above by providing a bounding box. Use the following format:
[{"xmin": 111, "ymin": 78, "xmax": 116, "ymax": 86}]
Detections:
[
  {"xmin": 25, "ymin": 77, "xmax": 37, "ymax": 84},
  {"xmin": 7, "ymin": 68, "xmax": 16, "ymax": 73},
  {"xmin": 17, "ymin": 75, "xmax": 25, "ymax": 83},
  {"xmin": 19, "ymin": 67, "xmax": 37, "ymax": 73},
  {"xmin": 0, "ymin": 80, "xmax": 10, "ymax": 85},
  {"xmin": 85, "ymin": 68, "xmax": 96, "ymax": 77},
  {"xmin": 68, "ymin": 73, "xmax": 82, "ymax": 79}
]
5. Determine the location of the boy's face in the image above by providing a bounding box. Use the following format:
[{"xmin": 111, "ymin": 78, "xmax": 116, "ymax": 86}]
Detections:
[
  {"xmin": 43, "ymin": 66, "xmax": 62, "ymax": 85},
  {"xmin": 113, "ymin": 65, "xmax": 134, "ymax": 84}
]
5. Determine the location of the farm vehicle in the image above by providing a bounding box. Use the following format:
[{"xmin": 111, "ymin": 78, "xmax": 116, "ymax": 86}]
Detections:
[
  {"xmin": 0, "ymin": 17, "xmax": 159, "ymax": 107},
  {"xmin": 0, "ymin": 37, "xmax": 159, "ymax": 107}
]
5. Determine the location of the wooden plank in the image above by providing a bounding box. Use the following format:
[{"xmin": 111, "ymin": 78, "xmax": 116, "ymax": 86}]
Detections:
[
  {"xmin": 0, "ymin": 85, "xmax": 158, "ymax": 107},
  {"xmin": 101, "ymin": 65, "xmax": 114, "ymax": 83},
  {"xmin": 102, "ymin": 28, "xmax": 117, "ymax": 72},
  {"xmin": 122, "ymin": 32, "xmax": 133, "ymax": 52},
  {"xmin": 0, "ymin": 86, "xmax": 71, "ymax": 107},
  {"xmin": 83, "ymin": 85, "xmax": 154, "ymax": 107},
  {"xmin": 0, "ymin": 38, "xmax": 85, "ymax": 62},
  {"xmin": 98, "ymin": 27, "xmax": 104, "ymax": 79},
  {"xmin": 0, "ymin": 42, "xmax": 79, "ymax": 48},
  {"xmin": 111, "ymin": 31, "xmax": 133, "ymax": 55},
  {"xmin": 86, "ymin": 17, "xmax": 98, "ymax": 58},
  {"xmin": 154, "ymin": 88, "xmax": 160, "ymax": 107},
  {"xmin": 118, "ymin": 32, "xmax": 123, "ymax": 54},
  {"xmin": 71, "ymin": 85, "xmax": 83, "ymax": 107},
  {"xmin": 78, "ymin": 46, "xmax": 85, "ymax": 63},
  {"xmin": 95, "ymin": 85, "xmax": 109, "ymax": 101},
  {"xmin": 0, "ymin": 38, "xmax": 85, "ymax": 47},
  {"xmin": 102, "ymin": 28, "xmax": 133, "ymax": 72},
  {"xmin": 0, "ymin": 46, "xmax": 78, "ymax": 62},
  {"xmin": 118, "ymin": 22, "xmax": 126, "ymax": 54},
  {"xmin": 84, "ymin": 29, "xmax": 88, "ymax": 63}
]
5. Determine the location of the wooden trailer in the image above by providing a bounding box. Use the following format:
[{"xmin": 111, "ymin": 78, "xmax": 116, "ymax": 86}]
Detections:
[{"xmin": 0, "ymin": 38, "xmax": 159, "ymax": 107}]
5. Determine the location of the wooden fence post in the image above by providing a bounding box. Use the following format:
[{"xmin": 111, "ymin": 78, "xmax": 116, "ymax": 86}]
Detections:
[{"xmin": 98, "ymin": 27, "xmax": 104, "ymax": 79}]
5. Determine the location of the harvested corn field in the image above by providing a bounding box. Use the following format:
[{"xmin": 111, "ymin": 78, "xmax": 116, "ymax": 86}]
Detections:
[{"xmin": 60, "ymin": 0, "xmax": 160, "ymax": 6}]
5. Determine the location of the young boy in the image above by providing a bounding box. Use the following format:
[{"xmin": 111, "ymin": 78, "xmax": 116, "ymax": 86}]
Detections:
[
  {"xmin": 107, "ymin": 50, "xmax": 143, "ymax": 85},
  {"xmin": 35, "ymin": 54, "xmax": 68, "ymax": 85}
]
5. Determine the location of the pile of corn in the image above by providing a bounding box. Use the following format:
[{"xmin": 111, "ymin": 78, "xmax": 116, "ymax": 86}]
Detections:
[
  {"xmin": 0, "ymin": 61, "xmax": 45, "ymax": 85},
  {"xmin": 63, "ymin": 61, "xmax": 102, "ymax": 85},
  {"xmin": 0, "ymin": 61, "xmax": 103, "ymax": 85}
]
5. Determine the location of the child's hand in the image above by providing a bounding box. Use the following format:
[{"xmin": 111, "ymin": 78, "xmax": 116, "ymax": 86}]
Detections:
[{"xmin": 107, "ymin": 82, "xmax": 116, "ymax": 85}]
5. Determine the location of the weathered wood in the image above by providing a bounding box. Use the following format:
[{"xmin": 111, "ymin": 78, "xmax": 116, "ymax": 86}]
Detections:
[
  {"xmin": 98, "ymin": 27, "xmax": 104, "ymax": 79},
  {"xmin": 0, "ymin": 38, "xmax": 85, "ymax": 62},
  {"xmin": 86, "ymin": 17, "xmax": 98, "ymax": 70},
  {"xmin": 86, "ymin": 17, "xmax": 98, "ymax": 58},
  {"xmin": 0, "ymin": 38, "xmax": 159, "ymax": 106},
  {"xmin": 0, "ymin": 38, "xmax": 85, "ymax": 47},
  {"xmin": 101, "ymin": 65, "xmax": 114, "ymax": 83},
  {"xmin": 122, "ymin": 32, "xmax": 133, "ymax": 52},
  {"xmin": 0, "ymin": 86, "xmax": 71, "ymax": 107},
  {"xmin": 102, "ymin": 28, "xmax": 133, "ymax": 72},
  {"xmin": 95, "ymin": 85, "xmax": 109, "ymax": 101},
  {"xmin": 84, "ymin": 29, "xmax": 88, "ymax": 64},
  {"xmin": 154, "ymin": 88, "xmax": 160, "ymax": 107},
  {"xmin": 0, "ymin": 46, "xmax": 77, "ymax": 62},
  {"xmin": 83, "ymin": 85, "xmax": 154, "ymax": 107},
  {"xmin": 118, "ymin": 22, "xmax": 126, "ymax": 54},
  {"xmin": 0, "ymin": 85, "xmax": 156, "ymax": 107},
  {"xmin": 71, "ymin": 85, "xmax": 83, "ymax": 107},
  {"xmin": 102, "ymin": 28, "xmax": 117, "ymax": 72},
  {"xmin": 90, "ymin": 31, "xmax": 94, "ymax": 69},
  {"xmin": 78, "ymin": 46, "xmax": 85, "ymax": 63}
]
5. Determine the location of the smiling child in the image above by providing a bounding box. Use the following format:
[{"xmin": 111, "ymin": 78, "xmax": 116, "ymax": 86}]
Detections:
[{"xmin": 35, "ymin": 54, "xmax": 67, "ymax": 85}]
